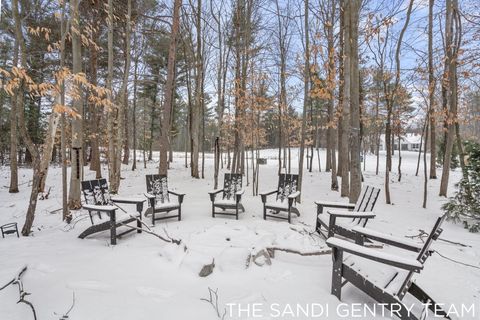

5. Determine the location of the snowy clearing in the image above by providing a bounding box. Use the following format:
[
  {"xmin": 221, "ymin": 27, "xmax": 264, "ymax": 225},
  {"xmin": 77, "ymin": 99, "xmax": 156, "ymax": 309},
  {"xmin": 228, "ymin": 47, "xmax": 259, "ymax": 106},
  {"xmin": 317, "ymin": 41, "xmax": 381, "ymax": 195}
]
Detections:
[{"xmin": 1, "ymin": 149, "xmax": 479, "ymax": 320}]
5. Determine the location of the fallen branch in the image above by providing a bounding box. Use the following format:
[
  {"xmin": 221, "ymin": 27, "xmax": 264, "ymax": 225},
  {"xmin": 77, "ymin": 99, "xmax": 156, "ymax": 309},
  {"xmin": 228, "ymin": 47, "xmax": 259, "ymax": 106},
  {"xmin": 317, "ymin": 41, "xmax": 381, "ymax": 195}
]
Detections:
[
  {"xmin": 0, "ymin": 265, "xmax": 37, "ymax": 320},
  {"xmin": 120, "ymin": 216, "xmax": 183, "ymax": 246},
  {"xmin": 266, "ymin": 247, "xmax": 331, "ymax": 258},
  {"xmin": 55, "ymin": 292, "xmax": 75, "ymax": 320},
  {"xmin": 201, "ymin": 287, "xmax": 226, "ymax": 320},
  {"xmin": 405, "ymin": 229, "xmax": 472, "ymax": 247}
]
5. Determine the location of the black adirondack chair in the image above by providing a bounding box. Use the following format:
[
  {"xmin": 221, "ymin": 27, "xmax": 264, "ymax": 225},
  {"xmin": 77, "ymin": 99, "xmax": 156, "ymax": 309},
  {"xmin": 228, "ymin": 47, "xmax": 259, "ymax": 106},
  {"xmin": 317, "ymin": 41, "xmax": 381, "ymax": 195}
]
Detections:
[
  {"xmin": 261, "ymin": 173, "xmax": 301, "ymax": 224},
  {"xmin": 326, "ymin": 214, "xmax": 450, "ymax": 320},
  {"xmin": 209, "ymin": 173, "xmax": 245, "ymax": 220},
  {"xmin": 315, "ymin": 185, "xmax": 380, "ymax": 239},
  {"xmin": 145, "ymin": 174, "xmax": 184, "ymax": 225},
  {"xmin": 79, "ymin": 178, "xmax": 144, "ymax": 245}
]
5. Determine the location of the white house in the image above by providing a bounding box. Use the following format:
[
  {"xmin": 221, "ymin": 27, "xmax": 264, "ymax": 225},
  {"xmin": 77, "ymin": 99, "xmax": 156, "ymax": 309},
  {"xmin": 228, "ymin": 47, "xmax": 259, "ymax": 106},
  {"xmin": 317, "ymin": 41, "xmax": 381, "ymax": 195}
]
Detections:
[{"xmin": 379, "ymin": 133, "xmax": 423, "ymax": 152}]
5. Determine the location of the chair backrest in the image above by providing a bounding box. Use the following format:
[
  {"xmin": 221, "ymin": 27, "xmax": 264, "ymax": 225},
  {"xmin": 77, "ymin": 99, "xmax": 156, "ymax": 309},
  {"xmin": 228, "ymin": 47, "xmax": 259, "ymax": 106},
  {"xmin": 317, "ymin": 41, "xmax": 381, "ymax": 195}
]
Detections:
[
  {"xmin": 396, "ymin": 214, "xmax": 447, "ymax": 299},
  {"xmin": 146, "ymin": 174, "xmax": 170, "ymax": 203},
  {"xmin": 354, "ymin": 185, "xmax": 381, "ymax": 212},
  {"xmin": 276, "ymin": 173, "xmax": 299, "ymax": 202},
  {"xmin": 81, "ymin": 179, "xmax": 110, "ymax": 205},
  {"xmin": 222, "ymin": 173, "xmax": 243, "ymax": 200}
]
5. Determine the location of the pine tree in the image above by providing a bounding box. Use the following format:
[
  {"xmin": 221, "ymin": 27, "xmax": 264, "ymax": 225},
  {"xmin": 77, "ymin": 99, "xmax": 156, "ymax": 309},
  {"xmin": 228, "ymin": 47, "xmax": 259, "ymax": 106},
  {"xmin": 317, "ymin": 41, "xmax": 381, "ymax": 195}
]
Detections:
[{"xmin": 442, "ymin": 140, "xmax": 480, "ymax": 232}]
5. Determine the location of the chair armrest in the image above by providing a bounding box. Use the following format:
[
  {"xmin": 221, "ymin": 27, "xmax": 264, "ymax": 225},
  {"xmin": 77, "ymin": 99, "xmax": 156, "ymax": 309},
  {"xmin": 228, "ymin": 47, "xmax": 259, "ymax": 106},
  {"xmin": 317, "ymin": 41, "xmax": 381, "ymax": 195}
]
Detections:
[
  {"xmin": 235, "ymin": 188, "xmax": 245, "ymax": 202},
  {"xmin": 327, "ymin": 210, "xmax": 376, "ymax": 219},
  {"xmin": 352, "ymin": 226, "xmax": 423, "ymax": 252},
  {"xmin": 316, "ymin": 201, "xmax": 355, "ymax": 214},
  {"xmin": 111, "ymin": 196, "xmax": 145, "ymax": 204},
  {"xmin": 168, "ymin": 190, "xmax": 185, "ymax": 203},
  {"xmin": 287, "ymin": 191, "xmax": 301, "ymax": 207},
  {"xmin": 260, "ymin": 190, "xmax": 277, "ymax": 203},
  {"xmin": 83, "ymin": 204, "xmax": 117, "ymax": 213},
  {"xmin": 209, "ymin": 189, "xmax": 223, "ymax": 202},
  {"xmin": 288, "ymin": 191, "xmax": 301, "ymax": 199},
  {"xmin": 326, "ymin": 238, "xmax": 423, "ymax": 272},
  {"xmin": 144, "ymin": 193, "xmax": 156, "ymax": 207}
]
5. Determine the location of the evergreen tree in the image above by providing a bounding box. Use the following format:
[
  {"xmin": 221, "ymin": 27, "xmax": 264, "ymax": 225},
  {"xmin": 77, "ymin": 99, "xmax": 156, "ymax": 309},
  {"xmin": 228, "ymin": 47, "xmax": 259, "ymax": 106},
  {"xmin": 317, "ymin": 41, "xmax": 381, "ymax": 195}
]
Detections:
[{"xmin": 442, "ymin": 140, "xmax": 480, "ymax": 232}]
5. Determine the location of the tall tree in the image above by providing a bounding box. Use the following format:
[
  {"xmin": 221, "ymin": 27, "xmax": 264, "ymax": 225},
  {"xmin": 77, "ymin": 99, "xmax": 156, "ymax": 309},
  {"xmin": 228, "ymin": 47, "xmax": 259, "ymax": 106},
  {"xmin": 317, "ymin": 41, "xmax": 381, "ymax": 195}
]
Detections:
[
  {"xmin": 298, "ymin": 0, "xmax": 310, "ymax": 200},
  {"xmin": 159, "ymin": 0, "xmax": 182, "ymax": 175},
  {"xmin": 340, "ymin": 0, "xmax": 350, "ymax": 198},
  {"xmin": 107, "ymin": 0, "xmax": 120, "ymax": 193},
  {"xmin": 68, "ymin": 0, "xmax": 83, "ymax": 208},
  {"xmin": 190, "ymin": 0, "xmax": 203, "ymax": 178},
  {"xmin": 439, "ymin": 0, "xmax": 461, "ymax": 197},
  {"xmin": 429, "ymin": 0, "xmax": 437, "ymax": 180},
  {"xmin": 348, "ymin": 0, "xmax": 361, "ymax": 203}
]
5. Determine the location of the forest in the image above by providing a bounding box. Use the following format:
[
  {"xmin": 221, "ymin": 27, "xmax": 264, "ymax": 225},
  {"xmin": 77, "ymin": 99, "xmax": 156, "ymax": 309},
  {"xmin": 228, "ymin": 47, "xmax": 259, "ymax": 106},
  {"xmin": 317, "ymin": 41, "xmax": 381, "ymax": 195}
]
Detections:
[
  {"xmin": 0, "ymin": 0, "xmax": 480, "ymax": 319},
  {"xmin": 1, "ymin": 0, "xmax": 479, "ymax": 233}
]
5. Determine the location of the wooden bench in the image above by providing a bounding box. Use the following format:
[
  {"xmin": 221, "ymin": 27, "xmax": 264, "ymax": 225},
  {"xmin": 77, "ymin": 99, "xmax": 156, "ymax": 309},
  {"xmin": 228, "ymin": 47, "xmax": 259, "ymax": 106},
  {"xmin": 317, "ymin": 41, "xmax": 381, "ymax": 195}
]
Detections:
[{"xmin": 78, "ymin": 179, "xmax": 144, "ymax": 245}]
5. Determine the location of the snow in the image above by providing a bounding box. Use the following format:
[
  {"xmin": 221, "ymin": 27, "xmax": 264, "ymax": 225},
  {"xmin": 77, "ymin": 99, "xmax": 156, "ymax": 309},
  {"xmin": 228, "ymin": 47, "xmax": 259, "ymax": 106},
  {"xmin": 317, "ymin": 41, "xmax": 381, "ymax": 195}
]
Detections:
[
  {"xmin": 326, "ymin": 210, "xmax": 376, "ymax": 218},
  {"xmin": 326, "ymin": 237, "xmax": 423, "ymax": 269},
  {"xmin": 351, "ymin": 226, "xmax": 423, "ymax": 250},
  {"xmin": 1, "ymin": 149, "xmax": 479, "ymax": 319}
]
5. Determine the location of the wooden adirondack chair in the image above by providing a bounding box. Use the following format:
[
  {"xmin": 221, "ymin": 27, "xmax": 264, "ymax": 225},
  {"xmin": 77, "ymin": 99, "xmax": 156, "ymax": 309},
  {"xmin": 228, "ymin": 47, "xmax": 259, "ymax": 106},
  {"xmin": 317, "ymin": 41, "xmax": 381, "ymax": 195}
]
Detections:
[
  {"xmin": 145, "ymin": 174, "xmax": 185, "ymax": 225},
  {"xmin": 261, "ymin": 173, "xmax": 301, "ymax": 224},
  {"xmin": 209, "ymin": 173, "xmax": 245, "ymax": 220},
  {"xmin": 79, "ymin": 178, "xmax": 144, "ymax": 245},
  {"xmin": 326, "ymin": 214, "xmax": 450, "ymax": 320},
  {"xmin": 315, "ymin": 185, "xmax": 380, "ymax": 239}
]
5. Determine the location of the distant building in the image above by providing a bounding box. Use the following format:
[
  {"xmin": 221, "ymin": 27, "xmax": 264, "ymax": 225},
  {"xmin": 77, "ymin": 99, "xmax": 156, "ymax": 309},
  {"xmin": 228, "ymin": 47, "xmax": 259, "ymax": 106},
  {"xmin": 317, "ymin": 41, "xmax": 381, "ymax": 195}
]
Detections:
[{"xmin": 379, "ymin": 133, "xmax": 423, "ymax": 152}]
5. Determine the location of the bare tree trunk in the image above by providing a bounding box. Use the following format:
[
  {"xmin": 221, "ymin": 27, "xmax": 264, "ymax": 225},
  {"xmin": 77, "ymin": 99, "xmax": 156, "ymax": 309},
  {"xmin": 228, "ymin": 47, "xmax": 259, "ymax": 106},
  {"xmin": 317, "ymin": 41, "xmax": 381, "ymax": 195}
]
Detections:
[
  {"xmin": 340, "ymin": 0, "xmax": 350, "ymax": 198},
  {"xmin": 60, "ymin": 0, "xmax": 69, "ymax": 221},
  {"xmin": 428, "ymin": 0, "xmax": 437, "ymax": 179},
  {"xmin": 298, "ymin": 0, "xmax": 309, "ymax": 201},
  {"xmin": 326, "ymin": 0, "xmax": 338, "ymax": 190},
  {"xmin": 439, "ymin": 0, "xmax": 460, "ymax": 197},
  {"xmin": 397, "ymin": 134, "xmax": 402, "ymax": 182},
  {"xmin": 89, "ymin": 0, "xmax": 102, "ymax": 179},
  {"xmin": 132, "ymin": 30, "xmax": 139, "ymax": 171},
  {"xmin": 214, "ymin": 137, "xmax": 220, "ymax": 189},
  {"xmin": 159, "ymin": 0, "xmax": 181, "ymax": 176},
  {"xmin": 9, "ymin": 36, "xmax": 19, "ymax": 193},
  {"xmin": 106, "ymin": 0, "xmax": 118, "ymax": 192},
  {"xmin": 190, "ymin": 0, "xmax": 202, "ymax": 178},
  {"xmin": 337, "ymin": 0, "xmax": 345, "ymax": 180},
  {"xmin": 416, "ymin": 118, "xmax": 427, "ymax": 176},
  {"xmin": 423, "ymin": 119, "xmax": 429, "ymax": 208},
  {"xmin": 348, "ymin": 0, "xmax": 361, "ymax": 203},
  {"xmin": 68, "ymin": 0, "xmax": 83, "ymax": 208}
]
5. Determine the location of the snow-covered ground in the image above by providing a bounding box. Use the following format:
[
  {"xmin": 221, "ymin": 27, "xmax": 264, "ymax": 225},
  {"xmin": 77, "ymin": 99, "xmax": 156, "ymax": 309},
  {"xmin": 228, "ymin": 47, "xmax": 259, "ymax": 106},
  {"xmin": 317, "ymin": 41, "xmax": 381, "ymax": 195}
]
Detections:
[{"xmin": 0, "ymin": 149, "xmax": 479, "ymax": 319}]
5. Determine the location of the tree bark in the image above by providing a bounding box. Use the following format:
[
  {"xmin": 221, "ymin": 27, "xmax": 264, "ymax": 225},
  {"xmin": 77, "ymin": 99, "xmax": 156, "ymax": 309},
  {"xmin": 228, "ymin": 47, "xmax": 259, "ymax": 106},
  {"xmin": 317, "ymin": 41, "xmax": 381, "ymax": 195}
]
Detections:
[
  {"xmin": 348, "ymin": 0, "xmax": 362, "ymax": 203},
  {"xmin": 340, "ymin": 0, "xmax": 350, "ymax": 198},
  {"xmin": 439, "ymin": 0, "xmax": 460, "ymax": 197},
  {"xmin": 298, "ymin": 0, "xmax": 310, "ymax": 201},
  {"xmin": 159, "ymin": 0, "xmax": 181, "ymax": 176},
  {"xmin": 428, "ymin": 0, "xmax": 437, "ymax": 179},
  {"xmin": 68, "ymin": 0, "xmax": 83, "ymax": 208},
  {"xmin": 9, "ymin": 36, "xmax": 19, "ymax": 193},
  {"xmin": 190, "ymin": 0, "xmax": 202, "ymax": 178}
]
